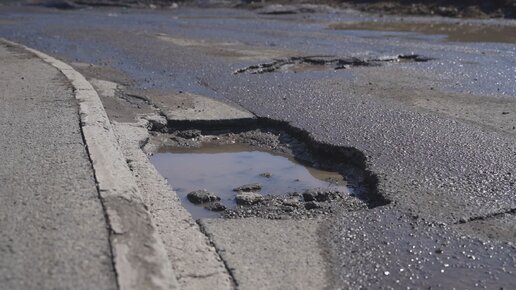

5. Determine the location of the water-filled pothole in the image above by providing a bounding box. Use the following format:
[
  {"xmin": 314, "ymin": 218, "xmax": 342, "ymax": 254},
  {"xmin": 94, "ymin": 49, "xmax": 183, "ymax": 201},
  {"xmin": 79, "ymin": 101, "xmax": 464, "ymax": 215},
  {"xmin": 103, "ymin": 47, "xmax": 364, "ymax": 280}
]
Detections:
[
  {"xmin": 148, "ymin": 125, "xmax": 381, "ymax": 219},
  {"xmin": 151, "ymin": 143, "xmax": 350, "ymax": 219}
]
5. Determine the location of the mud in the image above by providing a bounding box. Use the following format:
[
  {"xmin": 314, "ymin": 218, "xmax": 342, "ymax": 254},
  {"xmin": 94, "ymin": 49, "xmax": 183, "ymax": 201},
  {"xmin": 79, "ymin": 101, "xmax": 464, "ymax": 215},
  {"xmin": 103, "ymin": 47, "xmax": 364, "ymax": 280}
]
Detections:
[{"xmin": 234, "ymin": 54, "xmax": 432, "ymax": 74}]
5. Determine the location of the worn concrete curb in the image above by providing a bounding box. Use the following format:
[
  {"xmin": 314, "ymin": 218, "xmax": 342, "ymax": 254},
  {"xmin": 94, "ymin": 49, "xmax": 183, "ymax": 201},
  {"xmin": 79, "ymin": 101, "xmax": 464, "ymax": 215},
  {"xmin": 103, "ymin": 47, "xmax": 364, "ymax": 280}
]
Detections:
[
  {"xmin": 1, "ymin": 38, "xmax": 178, "ymax": 290},
  {"xmin": 113, "ymin": 121, "xmax": 234, "ymax": 290}
]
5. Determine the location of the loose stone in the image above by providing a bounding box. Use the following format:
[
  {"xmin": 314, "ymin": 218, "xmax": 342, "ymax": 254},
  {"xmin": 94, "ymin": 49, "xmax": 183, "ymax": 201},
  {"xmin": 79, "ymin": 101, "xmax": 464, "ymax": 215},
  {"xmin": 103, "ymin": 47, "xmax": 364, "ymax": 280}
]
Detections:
[
  {"xmin": 282, "ymin": 198, "xmax": 301, "ymax": 208},
  {"xmin": 259, "ymin": 172, "xmax": 272, "ymax": 178},
  {"xmin": 236, "ymin": 192, "xmax": 263, "ymax": 205},
  {"xmin": 187, "ymin": 189, "xmax": 220, "ymax": 204},
  {"xmin": 233, "ymin": 183, "xmax": 262, "ymax": 192},
  {"xmin": 204, "ymin": 202, "xmax": 227, "ymax": 212},
  {"xmin": 302, "ymin": 188, "xmax": 334, "ymax": 202},
  {"xmin": 304, "ymin": 201, "xmax": 320, "ymax": 210}
]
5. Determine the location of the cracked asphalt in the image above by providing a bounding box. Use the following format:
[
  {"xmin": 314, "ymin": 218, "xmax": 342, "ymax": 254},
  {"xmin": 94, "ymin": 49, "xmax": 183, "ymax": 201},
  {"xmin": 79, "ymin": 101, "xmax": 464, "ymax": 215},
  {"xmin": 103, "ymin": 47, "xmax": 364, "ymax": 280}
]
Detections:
[{"xmin": 1, "ymin": 3, "xmax": 514, "ymax": 288}]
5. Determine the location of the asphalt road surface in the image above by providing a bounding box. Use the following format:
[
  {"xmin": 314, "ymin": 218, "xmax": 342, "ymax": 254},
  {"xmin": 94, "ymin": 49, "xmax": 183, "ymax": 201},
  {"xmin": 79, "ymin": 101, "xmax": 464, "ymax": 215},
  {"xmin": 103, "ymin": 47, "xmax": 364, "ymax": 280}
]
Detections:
[{"xmin": 0, "ymin": 3, "xmax": 515, "ymax": 289}]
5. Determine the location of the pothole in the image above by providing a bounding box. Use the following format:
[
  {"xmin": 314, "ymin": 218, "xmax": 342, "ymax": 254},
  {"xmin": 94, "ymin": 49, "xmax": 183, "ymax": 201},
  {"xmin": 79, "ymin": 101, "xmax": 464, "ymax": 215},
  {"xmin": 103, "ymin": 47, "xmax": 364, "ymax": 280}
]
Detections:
[
  {"xmin": 152, "ymin": 143, "xmax": 351, "ymax": 219},
  {"xmin": 148, "ymin": 120, "xmax": 388, "ymax": 219},
  {"xmin": 234, "ymin": 54, "xmax": 432, "ymax": 74}
]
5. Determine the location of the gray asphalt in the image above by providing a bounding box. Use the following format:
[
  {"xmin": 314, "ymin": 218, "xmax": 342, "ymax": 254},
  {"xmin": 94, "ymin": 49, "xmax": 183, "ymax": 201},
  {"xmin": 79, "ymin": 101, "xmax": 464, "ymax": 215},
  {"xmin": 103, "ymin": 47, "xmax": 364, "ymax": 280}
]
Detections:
[
  {"xmin": 0, "ymin": 4, "xmax": 514, "ymax": 288},
  {"xmin": 0, "ymin": 42, "xmax": 117, "ymax": 290}
]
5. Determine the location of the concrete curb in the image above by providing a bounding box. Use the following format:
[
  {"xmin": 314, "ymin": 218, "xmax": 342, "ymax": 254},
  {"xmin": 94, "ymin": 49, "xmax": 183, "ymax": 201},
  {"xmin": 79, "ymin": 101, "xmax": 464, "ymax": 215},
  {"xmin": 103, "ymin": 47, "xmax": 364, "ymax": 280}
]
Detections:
[
  {"xmin": 113, "ymin": 121, "xmax": 235, "ymax": 290},
  {"xmin": 1, "ymin": 38, "xmax": 179, "ymax": 290}
]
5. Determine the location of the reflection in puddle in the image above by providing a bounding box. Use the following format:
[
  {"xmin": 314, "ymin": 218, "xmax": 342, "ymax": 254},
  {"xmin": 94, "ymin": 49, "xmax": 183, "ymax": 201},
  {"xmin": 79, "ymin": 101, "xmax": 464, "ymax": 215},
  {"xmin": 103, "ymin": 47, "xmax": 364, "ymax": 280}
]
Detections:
[
  {"xmin": 329, "ymin": 21, "xmax": 516, "ymax": 44},
  {"xmin": 150, "ymin": 143, "xmax": 349, "ymax": 218}
]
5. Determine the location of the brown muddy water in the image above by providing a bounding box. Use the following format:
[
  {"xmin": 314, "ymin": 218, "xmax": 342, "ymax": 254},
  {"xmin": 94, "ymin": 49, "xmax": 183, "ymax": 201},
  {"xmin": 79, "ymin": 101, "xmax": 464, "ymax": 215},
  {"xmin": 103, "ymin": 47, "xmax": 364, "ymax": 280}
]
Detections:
[
  {"xmin": 329, "ymin": 21, "xmax": 516, "ymax": 44},
  {"xmin": 150, "ymin": 143, "xmax": 349, "ymax": 218}
]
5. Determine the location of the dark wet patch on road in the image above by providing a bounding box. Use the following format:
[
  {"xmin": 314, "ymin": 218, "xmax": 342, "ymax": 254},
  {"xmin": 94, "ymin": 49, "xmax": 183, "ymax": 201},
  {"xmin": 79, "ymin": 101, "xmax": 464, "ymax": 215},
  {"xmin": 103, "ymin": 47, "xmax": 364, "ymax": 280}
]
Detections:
[
  {"xmin": 234, "ymin": 54, "xmax": 432, "ymax": 74},
  {"xmin": 329, "ymin": 21, "xmax": 516, "ymax": 44}
]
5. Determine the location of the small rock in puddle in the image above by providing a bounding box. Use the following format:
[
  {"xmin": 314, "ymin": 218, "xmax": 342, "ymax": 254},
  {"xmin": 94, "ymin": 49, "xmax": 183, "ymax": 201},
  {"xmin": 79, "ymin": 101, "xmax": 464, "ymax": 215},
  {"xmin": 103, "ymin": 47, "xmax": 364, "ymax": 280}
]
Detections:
[
  {"xmin": 259, "ymin": 172, "xmax": 272, "ymax": 178},
  {"xmin": 236, "ymin": 192, "xmax": 263, "ymax": 205},
  {"xmin": 233, "ymin": 183, "xmax": 262, "ymax": 192},
  {"xmin": 187, "ymin": 189, "xmax": 220, "ymax": 204},
  {"xmin": 204, "ymin": 202, "xmax": 227, "ymax": 212}
]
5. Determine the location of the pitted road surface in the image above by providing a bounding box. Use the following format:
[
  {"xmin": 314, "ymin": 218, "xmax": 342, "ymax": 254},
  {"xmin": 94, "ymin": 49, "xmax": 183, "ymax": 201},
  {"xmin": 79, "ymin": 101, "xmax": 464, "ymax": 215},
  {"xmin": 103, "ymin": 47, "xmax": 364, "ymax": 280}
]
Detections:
[{"xmin": 1, "ymin": 4, "xmax": 514, "ymax": 288}]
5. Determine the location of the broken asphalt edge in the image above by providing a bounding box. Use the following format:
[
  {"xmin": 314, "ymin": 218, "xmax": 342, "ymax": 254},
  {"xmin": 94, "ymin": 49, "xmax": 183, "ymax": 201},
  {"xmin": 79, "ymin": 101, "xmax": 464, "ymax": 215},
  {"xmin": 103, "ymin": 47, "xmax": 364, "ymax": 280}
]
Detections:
[{"xmin": 0, "ymin": 38, "xmax": 179, "ymax": 290}]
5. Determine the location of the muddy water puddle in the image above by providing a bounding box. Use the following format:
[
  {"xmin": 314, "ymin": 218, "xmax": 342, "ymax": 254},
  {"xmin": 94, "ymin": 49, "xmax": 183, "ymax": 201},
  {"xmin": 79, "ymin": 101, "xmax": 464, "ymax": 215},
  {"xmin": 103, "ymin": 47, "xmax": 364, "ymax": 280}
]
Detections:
[
  {"xmin": 329, "ymin": 21, "xmax": 516, "ymax": 44},
  {"xmin": 151, "ymin": 143, "xmax": 349, "ymax": 219}
]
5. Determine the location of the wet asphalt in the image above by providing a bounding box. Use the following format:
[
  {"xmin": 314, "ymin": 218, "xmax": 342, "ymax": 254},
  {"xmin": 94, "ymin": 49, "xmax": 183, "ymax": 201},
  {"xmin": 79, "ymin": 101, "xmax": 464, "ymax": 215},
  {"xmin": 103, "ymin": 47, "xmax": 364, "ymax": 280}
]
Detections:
[{"xmin": 0, "ymin": 4, "xmax": 514, "ymax": 288}]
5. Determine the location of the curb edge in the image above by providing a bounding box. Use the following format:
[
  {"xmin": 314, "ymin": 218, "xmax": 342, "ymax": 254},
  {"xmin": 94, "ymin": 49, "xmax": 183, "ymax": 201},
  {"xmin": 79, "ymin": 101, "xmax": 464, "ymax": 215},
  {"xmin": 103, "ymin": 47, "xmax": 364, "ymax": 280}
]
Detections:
[{"xmin": 1, "ymin": 38, "xmax": 179, "ymax": 290}]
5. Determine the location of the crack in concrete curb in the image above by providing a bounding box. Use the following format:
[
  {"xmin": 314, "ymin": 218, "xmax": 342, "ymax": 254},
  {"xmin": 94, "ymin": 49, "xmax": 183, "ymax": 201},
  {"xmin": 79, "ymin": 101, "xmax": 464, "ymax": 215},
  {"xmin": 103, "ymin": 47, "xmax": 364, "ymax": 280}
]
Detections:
[{"xmin": 1, "ymin": 38, "xmax": 179, "ymax": 290}]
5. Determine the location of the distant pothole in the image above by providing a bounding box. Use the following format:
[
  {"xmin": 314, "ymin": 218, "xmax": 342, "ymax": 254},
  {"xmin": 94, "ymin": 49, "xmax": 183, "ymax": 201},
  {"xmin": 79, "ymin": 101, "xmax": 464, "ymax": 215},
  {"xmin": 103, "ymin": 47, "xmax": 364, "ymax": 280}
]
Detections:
[
  {"xmin": 147, "ymin": 119, "xmax": 389, "ymax": 219},
  {"xmin": 234, "ymin": 54, "xmax": 432, "ymax": 74}
]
